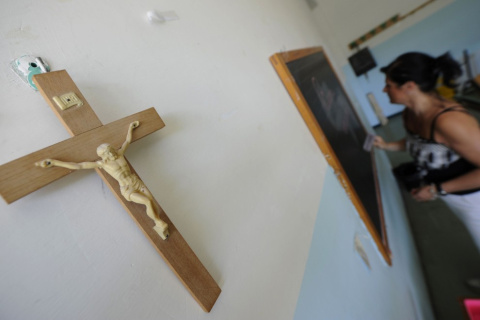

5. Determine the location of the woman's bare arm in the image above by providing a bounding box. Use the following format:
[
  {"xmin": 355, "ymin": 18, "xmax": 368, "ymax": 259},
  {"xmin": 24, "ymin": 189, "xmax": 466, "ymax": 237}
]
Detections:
[
  {"xmin": 373, "ymin": 136, "xmax": 406, "ymax": 151},
  {"xmin": 433, "ymin": 111, "xmax": 480, "ymax": 193}
]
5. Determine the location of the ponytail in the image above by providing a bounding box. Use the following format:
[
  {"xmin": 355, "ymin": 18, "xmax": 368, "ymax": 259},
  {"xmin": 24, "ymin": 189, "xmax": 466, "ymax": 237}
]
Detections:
[{"xmin": 434, "ymin": 52, "xmax": 462, "ymax": 88}]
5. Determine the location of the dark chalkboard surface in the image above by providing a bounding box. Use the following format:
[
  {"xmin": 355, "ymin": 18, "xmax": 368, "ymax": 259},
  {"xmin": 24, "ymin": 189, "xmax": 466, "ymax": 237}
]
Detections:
[{"xmin": 270, "ymin": 47, "xmax": 390, "ymax": 265}]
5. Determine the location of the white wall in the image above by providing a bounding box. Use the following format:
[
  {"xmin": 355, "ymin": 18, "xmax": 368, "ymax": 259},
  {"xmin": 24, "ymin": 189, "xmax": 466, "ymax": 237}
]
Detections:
[
  {"xmin": 0, "ymin": 0, "xmax": 431, "ymax": 319},
  {"xmin": 0, "ymin": 1, "xmax": 326, "ymax": 319}
]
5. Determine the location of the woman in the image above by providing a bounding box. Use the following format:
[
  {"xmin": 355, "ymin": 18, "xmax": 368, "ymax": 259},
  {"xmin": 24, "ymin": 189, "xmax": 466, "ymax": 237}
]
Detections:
[{"xmin": 374, "ymin": 52, "xmax": 480, "ymax": 273}]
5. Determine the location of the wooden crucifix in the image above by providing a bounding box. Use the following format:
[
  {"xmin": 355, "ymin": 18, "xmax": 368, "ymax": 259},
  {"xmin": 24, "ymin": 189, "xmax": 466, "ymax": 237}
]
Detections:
[{"xmin": 0, "ymin": 70, "xmax": 221, "ymax": 312}]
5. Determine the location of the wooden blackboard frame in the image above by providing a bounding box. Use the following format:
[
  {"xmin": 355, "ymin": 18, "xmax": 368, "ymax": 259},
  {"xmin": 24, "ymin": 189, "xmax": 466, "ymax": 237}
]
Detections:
[{"xmin": 270, "ymin": 47, "xmax": 391, "ymax": 265}]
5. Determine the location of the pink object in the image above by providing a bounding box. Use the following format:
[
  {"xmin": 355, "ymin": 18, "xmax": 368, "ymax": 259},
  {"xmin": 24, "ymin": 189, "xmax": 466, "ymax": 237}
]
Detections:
[{"xmin": 464, "ymin": 299, "xmax": 480, "ymax": 320}]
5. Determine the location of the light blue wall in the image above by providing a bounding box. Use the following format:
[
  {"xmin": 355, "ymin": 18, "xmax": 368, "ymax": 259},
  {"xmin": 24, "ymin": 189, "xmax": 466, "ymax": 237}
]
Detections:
[
  {"xmin": 344, "ymin": 0, "xmax": 480, "ymax": 126},
  {"xmin": 294, "ymin": 151, "xmax": 434, "ymax": 320}
]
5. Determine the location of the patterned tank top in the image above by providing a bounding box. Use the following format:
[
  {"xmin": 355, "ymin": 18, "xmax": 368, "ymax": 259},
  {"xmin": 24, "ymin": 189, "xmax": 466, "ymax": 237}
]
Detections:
[
  {"xmin": 406, "ymin": 107, "xmax": 466, "ymax": 170},
  {"xmin": 405, "ymin": 107, "xmax": 479, "ymax": 194}
]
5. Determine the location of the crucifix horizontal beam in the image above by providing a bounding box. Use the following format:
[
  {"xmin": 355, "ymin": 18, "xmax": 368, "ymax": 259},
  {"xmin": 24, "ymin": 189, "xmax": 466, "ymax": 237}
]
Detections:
[
  {"xmin": 0, "ymin": 70, "xmax": 220, "ymax": 312},
  {"xmin": 0, "ymin": 108, "xmax": 162, "ymax": 204}
]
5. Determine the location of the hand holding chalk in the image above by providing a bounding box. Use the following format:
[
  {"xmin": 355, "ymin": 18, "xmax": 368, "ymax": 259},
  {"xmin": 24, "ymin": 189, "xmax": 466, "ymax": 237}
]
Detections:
[
  {"xmin": 363, "ymin": 133, "xmax": 376, "ymax": 152},
  {"xmin": 372, "ymin": 135, "xmax": 387, "ymax": 150}
]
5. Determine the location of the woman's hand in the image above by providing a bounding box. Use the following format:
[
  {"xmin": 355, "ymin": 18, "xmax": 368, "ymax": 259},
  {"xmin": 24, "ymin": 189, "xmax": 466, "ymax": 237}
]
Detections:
[
  {"xmin": 373, "ymin": 136, "xmax": 387, "ymax": 149},
  {"xmin": 411, "ymin": 184, "xmax": 437, "ymax": 202},
  {"xmin": 373, "ymin": 136, "xmax": 406, "ymax": 151}
]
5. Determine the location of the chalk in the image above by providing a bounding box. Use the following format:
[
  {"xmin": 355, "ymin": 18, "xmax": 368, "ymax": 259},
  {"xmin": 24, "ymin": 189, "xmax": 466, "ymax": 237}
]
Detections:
[{"xmin": 363, "ymin": 133, "xmax": 376, "ymax": 152}]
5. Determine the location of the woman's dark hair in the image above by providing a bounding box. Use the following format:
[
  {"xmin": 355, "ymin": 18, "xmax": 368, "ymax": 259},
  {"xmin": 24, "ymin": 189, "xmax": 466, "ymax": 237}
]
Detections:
[{"xmin": 380, "ymin": 52, "xmax": 462, "ymax": 92}]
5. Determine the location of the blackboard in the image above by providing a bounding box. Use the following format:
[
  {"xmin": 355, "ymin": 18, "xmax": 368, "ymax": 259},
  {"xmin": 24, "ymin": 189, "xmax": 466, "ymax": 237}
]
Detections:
[{"xmin": 270, "ymin": 47, "xmax": 390, "ymax": 265}]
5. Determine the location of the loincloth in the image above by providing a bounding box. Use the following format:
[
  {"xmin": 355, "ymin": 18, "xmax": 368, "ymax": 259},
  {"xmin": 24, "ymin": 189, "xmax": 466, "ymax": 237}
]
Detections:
[{"xmin": 120, "ymin": 174, "xmax": 147, "ymax": 201}]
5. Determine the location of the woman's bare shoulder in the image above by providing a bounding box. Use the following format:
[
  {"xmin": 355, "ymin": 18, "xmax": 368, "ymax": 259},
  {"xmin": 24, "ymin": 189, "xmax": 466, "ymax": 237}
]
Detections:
[{"xmin": 435, "ymin": 107, "xmax": 480, "ymax": 145}]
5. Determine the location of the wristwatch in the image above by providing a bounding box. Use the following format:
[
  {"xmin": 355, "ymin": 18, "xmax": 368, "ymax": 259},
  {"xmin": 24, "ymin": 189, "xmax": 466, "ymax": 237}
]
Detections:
[{"xmin": 435, "ymin": 183, "xmax": 448, "ymax": 196}]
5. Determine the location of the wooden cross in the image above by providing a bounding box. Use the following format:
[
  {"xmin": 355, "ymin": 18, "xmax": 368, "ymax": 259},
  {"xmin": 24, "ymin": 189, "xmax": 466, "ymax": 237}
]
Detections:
[{"xmin": 0, "ymin": 70, "xmax": 221, "ymax": 312}]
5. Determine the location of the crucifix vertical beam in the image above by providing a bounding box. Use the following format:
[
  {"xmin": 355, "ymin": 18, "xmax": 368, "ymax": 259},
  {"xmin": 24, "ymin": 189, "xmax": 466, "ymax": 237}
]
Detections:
[{"xmin": 0, "ymin": 70, "xmax": 220, "ymax": 312}]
